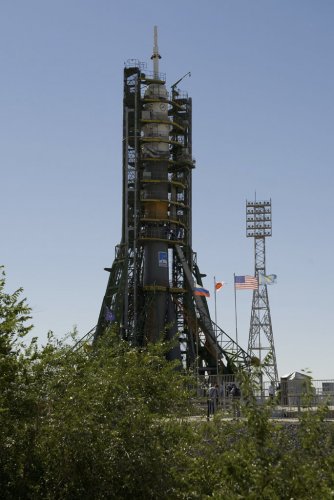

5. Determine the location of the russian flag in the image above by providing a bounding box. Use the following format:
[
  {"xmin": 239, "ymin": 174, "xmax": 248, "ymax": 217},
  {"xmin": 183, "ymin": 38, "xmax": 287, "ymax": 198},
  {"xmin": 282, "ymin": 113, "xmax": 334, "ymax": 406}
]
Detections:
[{"xmin": 194, "ymin": 284, "xmax": 210, "ymax": 298}]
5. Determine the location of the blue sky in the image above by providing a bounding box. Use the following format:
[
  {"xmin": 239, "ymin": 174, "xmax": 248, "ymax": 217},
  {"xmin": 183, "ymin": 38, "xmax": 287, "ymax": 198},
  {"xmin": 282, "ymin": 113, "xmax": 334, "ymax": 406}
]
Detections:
[{"xmin": 1, "ymin": 1, "xmax": 334, "ymax": 379}]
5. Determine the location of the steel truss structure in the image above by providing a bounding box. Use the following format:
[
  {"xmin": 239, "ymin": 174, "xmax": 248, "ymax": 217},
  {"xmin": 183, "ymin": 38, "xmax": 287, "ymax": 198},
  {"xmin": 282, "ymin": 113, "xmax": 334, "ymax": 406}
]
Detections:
[
  {"xmin": 246, "ymin": 199, "xmax": 278, "ymax": 384},
  {"xmin": 94, "ymin": 35, "xmax": 249, "ymax": 375}
]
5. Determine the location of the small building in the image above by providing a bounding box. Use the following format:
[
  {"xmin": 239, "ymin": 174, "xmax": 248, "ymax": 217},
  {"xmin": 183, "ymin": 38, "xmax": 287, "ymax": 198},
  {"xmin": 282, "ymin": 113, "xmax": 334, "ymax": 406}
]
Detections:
[
  {"xmin": 322, "ymin": 382, "xmax": 334, "ymax": 404},
  {"xmin": 280, "ymin": 371, "xmax": 313, "ymax": 406}
]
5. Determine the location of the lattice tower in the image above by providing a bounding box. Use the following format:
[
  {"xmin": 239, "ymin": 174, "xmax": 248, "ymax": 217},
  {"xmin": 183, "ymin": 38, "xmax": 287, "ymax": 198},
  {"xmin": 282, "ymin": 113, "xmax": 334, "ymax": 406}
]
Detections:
[{"xmin": 246, "ymin": 199, "xmax": 278, "ymax": 384}]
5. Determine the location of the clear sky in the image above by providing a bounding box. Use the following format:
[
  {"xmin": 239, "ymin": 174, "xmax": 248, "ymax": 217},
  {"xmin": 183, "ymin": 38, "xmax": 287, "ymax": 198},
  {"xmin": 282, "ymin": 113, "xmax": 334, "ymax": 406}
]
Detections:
[{"xmin": 1, "ymin": 0, "xmax": 334, "ymax": 379}]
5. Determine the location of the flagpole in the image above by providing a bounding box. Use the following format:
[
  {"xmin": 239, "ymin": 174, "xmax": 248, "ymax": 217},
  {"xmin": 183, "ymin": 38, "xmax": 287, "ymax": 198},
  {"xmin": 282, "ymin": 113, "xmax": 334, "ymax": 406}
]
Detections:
[
  {"xmin": 214, "ymin": 276, "xmax": 219, "ymax": 379},
  {"xmin": 234, "ymin": 273, "xmax": 238, "ymax": 347},
  {"xmin": 195, "ymin": 311, "xmax": 199, "ymax": 388},
  {"xmin": 214, "ymin": 276, "xmax": 217, "ymax": 327}
]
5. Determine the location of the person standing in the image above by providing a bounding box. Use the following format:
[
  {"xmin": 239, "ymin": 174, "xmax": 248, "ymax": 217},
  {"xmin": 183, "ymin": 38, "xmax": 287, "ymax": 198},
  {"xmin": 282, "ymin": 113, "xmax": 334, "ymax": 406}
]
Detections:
[
  {"xmin": 230, "ymin": 383, "xmax": 241, "ymax": 418},
  {"xmin": 268, "ymin": 382, "xmax": 275, "ymax": 401},
  {"xmin": 208, "ymin": 382, "xmax": 219, "ymax": 416}
]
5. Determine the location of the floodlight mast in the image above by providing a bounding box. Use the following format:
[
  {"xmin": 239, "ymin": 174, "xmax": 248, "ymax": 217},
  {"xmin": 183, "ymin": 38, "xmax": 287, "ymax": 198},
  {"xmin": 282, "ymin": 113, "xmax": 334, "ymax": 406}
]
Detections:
[{"xmin": 246, "ymin": 199, "xmax": 278, "ymax": 386}]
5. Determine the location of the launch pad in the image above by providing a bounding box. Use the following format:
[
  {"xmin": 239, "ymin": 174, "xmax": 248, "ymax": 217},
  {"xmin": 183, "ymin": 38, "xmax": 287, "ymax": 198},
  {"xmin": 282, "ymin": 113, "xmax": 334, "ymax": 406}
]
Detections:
[{"xmin": 94, "ymin": 28, "xmax": 249, "ymax": 375}]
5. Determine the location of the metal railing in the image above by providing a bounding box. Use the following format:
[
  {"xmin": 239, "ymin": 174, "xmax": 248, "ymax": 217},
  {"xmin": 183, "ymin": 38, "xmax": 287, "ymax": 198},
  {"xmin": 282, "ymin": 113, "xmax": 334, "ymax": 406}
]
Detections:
[{"xmin": 194, "ymin": 375, "xmax": 334, "ymax": 420}]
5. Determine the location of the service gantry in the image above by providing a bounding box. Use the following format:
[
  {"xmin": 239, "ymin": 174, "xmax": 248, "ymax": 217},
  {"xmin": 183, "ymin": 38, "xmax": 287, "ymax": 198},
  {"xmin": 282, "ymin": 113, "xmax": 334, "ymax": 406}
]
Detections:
[
  {"xmin": 94, "ymin": 27, "xmax": 249, "ymax": 375},
  {"xmin": 246, "ymin": 199, "xmax": 278, "ymax": 384}
]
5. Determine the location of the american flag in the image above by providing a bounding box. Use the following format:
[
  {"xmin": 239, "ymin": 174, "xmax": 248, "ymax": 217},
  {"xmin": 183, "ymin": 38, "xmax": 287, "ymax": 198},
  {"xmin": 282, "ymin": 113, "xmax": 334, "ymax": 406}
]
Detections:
[{"xmin": 234, "ymin": 275, "xmax": 258, "ymax": 290}]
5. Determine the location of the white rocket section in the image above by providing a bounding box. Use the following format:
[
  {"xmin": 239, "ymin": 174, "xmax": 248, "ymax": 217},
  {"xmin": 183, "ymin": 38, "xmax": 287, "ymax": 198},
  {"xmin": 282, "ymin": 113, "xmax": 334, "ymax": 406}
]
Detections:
[
  {"xmin": 142, "ymin": 88, "xmax": 170, "ymax": 157},
  {"xmin": 142, "ymin": 26, "xmax": 170, "ymax": 158},
  {"xmin": 152, "ymin": 25, "xmax": 160, "ymax": 78}
]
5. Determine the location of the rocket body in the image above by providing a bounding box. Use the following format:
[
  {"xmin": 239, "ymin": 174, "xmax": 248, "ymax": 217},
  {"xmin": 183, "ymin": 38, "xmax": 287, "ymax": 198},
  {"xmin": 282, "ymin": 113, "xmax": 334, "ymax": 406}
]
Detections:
[{"xmin": 141, "ymin": 33, "xmax": 172, "ymax": 341}]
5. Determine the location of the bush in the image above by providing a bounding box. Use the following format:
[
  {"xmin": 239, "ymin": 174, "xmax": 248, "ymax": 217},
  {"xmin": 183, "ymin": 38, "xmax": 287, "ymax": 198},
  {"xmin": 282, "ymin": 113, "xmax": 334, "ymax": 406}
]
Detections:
[{"xmin": 1, "ymin": 269, "xmax": 334, "ymax": 499}]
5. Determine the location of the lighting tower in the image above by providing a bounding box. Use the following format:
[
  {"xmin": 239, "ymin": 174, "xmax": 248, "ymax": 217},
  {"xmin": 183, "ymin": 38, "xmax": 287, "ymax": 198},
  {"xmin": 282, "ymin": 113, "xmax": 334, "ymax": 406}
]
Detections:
[
  {"xmin": 93, "ymin": 27, "xmax": 250, "ymax": 375},
  {"xmin": 246, "ymin": 199, "xmax": 278, "ymax": 384}
]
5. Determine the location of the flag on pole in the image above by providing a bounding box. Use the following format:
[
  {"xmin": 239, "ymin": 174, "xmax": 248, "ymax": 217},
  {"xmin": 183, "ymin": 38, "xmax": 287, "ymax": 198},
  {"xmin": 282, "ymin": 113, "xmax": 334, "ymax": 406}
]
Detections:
[
  {"xmin": 194, "ymin": 284, "xmax": 210, "ymax": 297},
  {"xmin": 234, "ymin": 275, "xmax": 258, "ymax": 290},
  {"xmin": 259, "ymin": 274, "xmax": 277, "ymax": 285},
  {"xmin": 215, "ymin": 281, "xmax": 224, "ymax": 291}
]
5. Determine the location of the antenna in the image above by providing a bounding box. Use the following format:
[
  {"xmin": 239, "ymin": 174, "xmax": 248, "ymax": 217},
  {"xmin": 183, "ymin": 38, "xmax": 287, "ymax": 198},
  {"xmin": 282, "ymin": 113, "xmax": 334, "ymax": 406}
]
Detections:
[{"xmin": 151, "ymin": 25, "xmax": 161, "ymax": 78}]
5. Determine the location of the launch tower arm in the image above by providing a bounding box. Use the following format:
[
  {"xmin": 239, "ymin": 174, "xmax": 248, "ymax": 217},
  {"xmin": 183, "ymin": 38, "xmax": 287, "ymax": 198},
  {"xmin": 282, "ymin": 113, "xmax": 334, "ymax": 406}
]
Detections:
[
  {"xmin": 175, "ymin": 244, "xmax": 251, "ymax": 372},
  {"xmin": 175, "ymin": 245, "xmax": 222, "ymax": 355}
]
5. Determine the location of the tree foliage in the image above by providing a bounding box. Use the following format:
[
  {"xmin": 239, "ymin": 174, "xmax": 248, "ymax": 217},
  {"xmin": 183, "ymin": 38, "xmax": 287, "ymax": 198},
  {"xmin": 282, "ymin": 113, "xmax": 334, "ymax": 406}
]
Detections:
[{"xmin": 1, "ymin": 268, "xmax": 334, "ymax": 499}]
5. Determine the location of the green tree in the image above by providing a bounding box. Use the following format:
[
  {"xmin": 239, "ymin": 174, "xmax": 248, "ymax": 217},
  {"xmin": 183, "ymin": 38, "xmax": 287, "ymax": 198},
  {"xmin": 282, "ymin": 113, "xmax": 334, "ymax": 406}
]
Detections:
[
  {"xmin": 177, "ymin": 368, "xmax": 334, "ymax": 500},
  {"xmin": 2, "ymin": 267, "xmax": 334, "ymax": 499},
  {"xmin": 0, "ymin": 266, "xmax": 32, "ymax": 353},
  {"xmin": 0, "ymin": 267, "xmax": 35, "ymax": 498},
  {"xmin": 0, "ymin": 308, "xmax": 196, "ymax": 499},
  {"xmin": 33, "ymin": 333, "xmax": 194, "ymax": 499}
]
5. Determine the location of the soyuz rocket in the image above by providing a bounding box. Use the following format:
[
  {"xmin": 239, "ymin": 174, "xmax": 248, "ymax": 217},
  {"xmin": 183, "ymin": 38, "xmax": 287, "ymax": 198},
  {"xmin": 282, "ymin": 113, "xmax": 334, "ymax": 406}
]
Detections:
[
  {"xmin": 94, "ymin": 26, "xmax": 247, "ymax": 374},
  {"xmin": 141, "ymin": 27, "xmax": 179, "ymax": 352}
]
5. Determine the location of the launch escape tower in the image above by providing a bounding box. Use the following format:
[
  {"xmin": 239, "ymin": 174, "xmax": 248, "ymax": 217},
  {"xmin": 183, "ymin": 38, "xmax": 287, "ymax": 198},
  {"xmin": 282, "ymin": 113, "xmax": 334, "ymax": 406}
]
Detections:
[
  {"xmin": 94, "ymin": 28, "xmax": 249, "ymax": 375},
  {"xmin": 246, "ymin": 199, "xmax": 278, "ymax": 384}
]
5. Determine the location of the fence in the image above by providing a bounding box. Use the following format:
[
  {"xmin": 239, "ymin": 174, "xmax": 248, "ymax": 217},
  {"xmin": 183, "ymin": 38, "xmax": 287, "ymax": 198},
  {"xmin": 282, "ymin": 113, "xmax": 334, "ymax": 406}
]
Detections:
[{"xmin": 194, "ymin": 375, "xmax": 334, "ymax": 419}]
